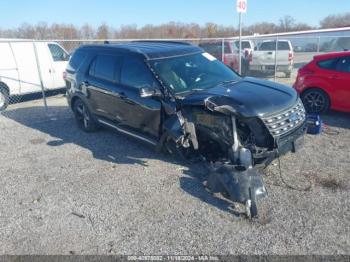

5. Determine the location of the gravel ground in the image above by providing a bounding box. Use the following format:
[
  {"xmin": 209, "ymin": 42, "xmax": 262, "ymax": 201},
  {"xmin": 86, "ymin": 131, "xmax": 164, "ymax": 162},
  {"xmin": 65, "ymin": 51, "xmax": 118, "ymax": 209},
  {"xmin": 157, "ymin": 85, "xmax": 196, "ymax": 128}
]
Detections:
[{"xmin": 0, "ymin": 95, "xmax": 349, "ymax": 255}]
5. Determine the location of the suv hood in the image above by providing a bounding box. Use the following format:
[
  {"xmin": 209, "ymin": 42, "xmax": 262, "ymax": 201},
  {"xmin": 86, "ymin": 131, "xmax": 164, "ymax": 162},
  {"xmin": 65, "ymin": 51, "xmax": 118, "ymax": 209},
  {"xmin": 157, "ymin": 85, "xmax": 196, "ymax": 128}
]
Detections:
[{"xmin": 180, "ymin": 77, "xmax": 298, "ymax": 118}]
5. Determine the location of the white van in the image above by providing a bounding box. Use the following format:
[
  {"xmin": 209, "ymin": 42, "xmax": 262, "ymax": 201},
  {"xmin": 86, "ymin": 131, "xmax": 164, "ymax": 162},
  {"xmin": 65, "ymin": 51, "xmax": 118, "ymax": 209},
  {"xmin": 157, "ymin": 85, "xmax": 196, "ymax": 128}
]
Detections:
[{"xmin": 0, "ymin": 40, "xmax": 69, "ymax": 110}]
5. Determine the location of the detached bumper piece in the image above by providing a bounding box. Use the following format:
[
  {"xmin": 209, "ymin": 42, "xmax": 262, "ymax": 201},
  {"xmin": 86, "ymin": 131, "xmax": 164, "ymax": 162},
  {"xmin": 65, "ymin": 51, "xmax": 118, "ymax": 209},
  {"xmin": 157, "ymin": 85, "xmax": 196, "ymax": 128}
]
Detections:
[{"xmin": 206, "ymin": 164, "xmax": 267, "ymax": 219}]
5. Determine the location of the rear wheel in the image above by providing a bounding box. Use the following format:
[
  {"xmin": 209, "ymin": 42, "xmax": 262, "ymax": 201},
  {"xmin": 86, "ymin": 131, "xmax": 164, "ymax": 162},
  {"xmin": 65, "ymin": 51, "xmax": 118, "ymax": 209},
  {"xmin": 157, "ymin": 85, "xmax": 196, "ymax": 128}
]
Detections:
[
  {"xmin": 73, "ymin": 99, "xmax": 98, "ymax": 132},
  {"xmin": 0, "ymin": 86, "xmax": 9, "ymax": 111},
  {"xmin": 301, "ymin": 88, "xmax": 330, "ymax": 113}
]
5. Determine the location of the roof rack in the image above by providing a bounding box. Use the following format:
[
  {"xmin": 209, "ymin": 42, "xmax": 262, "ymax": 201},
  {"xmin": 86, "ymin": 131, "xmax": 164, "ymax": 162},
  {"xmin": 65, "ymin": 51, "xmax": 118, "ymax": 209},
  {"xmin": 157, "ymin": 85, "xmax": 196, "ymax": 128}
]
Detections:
[{"xmin": 131, "ymin": 40, "xmax": 192, "ymax": 46}]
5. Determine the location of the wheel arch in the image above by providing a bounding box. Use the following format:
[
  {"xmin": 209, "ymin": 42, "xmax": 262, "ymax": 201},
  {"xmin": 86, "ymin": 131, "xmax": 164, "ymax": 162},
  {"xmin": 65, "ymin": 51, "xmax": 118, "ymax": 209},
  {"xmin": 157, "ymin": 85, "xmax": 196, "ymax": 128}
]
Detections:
[
  {"xmin": 300, "ymin": 86, "xmax": 331, "ymax": 106},
  {"xmin": 0, "ymin": 82, "xmax": 10, "ymax": 95}
]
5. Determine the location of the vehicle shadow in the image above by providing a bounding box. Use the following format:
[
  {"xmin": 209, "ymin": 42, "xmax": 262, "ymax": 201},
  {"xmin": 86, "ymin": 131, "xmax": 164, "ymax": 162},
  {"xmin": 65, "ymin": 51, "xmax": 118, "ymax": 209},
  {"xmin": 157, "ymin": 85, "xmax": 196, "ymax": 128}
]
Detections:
[
  {"xmin": 320, "ymin": 111, "xmax": 350, "ymax": 130},
  {"xmin": 1, "ymin": 105, "xmax": 243, "ymax": 217}
]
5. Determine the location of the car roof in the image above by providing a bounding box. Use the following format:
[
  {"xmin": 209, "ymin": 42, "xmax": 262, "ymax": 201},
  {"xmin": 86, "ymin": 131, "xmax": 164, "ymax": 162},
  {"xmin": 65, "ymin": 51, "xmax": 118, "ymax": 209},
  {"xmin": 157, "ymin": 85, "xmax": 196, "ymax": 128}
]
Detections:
[
  {"xmin": 79, "ymin": 41, "xmax": 202, "ymax": 60},
  {"xmin": 260, "ymin": 39, "xmax": 290, "ymax": 42},
  {"xmin": 314, "ymin": 51, "xmax": 350, "ymax": 60}
]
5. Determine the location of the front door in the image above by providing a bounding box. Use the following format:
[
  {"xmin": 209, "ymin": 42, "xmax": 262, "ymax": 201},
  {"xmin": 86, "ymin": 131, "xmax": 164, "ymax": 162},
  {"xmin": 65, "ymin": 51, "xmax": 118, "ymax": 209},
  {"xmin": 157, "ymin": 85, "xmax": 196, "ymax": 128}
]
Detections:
[
  {"xmin": 332, "ymin": 56, "xmax": 350, "ymax": 111},
  {"xmin": 118, "ymin": 55, "xmax": 162, "ymax": 138},
  {"xmin": 47, "ymin": 43, "xmax": 70, "ymax": 89}
]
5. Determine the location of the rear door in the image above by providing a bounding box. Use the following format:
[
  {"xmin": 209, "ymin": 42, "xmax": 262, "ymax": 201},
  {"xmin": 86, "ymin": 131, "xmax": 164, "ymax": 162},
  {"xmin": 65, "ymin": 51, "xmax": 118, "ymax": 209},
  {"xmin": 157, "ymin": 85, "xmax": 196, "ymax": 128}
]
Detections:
[
  {"xmin": 85, "ymin": 53, "xmax": 124, "ymax": 121},
  {"xmin": 47, "ymin": 43, "xmax": 70, "ymax": 89},
  {"xmin": 331, "ymin": 56, "xmax": 350, "ymax": 110},
  {"xmin": 11, "ymin": 42, "xmax": 45, "ymax": 94}
]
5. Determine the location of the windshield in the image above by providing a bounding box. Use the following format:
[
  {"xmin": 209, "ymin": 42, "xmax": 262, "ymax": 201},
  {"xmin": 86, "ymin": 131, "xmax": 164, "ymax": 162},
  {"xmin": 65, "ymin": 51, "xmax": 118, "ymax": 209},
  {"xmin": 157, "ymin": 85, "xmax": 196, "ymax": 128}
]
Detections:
[
  {"xmin": 234, "ymin": 41, "xmax": 251, "ymax": 49},
  {"xmin": 150, "ymin": 52, "xmax": 240, "ymax": 95},
  {"xmin": 259, "ymin": 41, "xmax": 291, "ymax": 51}
]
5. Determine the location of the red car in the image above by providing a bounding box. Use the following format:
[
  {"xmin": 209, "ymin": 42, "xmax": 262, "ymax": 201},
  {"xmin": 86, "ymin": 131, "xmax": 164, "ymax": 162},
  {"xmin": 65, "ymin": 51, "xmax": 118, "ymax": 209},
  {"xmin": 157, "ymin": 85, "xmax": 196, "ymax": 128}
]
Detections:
[
  {"xmin": 293, "ymin": 51, "xmax": 350, "ymax": 113},
  {"xmin": 198, "ymin": 41, "xmax": 249, "ymax": 75}
]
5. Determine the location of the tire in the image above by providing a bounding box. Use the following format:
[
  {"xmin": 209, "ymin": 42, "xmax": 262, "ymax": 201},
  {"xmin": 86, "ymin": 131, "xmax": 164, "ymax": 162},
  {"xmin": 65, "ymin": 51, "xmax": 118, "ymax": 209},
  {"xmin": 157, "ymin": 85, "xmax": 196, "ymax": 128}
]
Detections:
[
  {"xmin": 301, "ymin": 88, "xmax": 330, "ymax": 114},
  {"xmin": 0, "ymin": 86, "xmax": 9, "ymax": 111},
  {"xmin": 249, "ymin": 187, "xmax": 258, "ymax": 219},
  {"xmin": 73, "ymin": 99, "xmax": 98, "ymax": 132}
]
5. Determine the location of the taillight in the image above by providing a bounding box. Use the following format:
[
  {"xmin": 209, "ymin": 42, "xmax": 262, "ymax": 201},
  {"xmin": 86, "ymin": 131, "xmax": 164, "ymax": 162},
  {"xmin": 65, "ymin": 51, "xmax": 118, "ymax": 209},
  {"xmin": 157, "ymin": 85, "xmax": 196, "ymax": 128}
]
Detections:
[
  {"xmin": 63, "ymin": 71, "xmax": 67, "ymax": 80},
  {"xmin": 299, "ymin": 67, "xmax": 314, "ymax": 75},
  {"xmin": 288, "ymin": 52, "xmax": 293, "ymax": 62}
]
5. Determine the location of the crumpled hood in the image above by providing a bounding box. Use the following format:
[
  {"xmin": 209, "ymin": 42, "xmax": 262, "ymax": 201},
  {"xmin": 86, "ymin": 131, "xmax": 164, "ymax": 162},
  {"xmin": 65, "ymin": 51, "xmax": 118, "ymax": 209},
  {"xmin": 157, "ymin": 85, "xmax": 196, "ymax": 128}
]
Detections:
[{"xmin": 180, "ymin": 77, "xmax": 298, "ymax": 118}]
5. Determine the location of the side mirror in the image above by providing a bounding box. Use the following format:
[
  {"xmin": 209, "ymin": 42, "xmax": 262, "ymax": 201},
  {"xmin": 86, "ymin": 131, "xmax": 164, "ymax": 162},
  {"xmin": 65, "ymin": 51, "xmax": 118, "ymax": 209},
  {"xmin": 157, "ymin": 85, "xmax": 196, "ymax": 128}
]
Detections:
[
  {"xmin": 139, "ymin": 87, "xmax": 162, "ymax": 98},
  {"xmin": 254, "ymin": 46, "xmax": 258, "ymax": 51}
]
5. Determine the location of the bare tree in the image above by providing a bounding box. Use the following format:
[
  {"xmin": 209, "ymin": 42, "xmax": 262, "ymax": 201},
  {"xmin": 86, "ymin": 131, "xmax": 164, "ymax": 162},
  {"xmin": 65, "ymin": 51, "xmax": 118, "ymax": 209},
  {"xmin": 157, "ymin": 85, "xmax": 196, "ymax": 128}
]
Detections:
[
  {"xmin": 96, "ymin": 23, "xmax": 110, "ymax": 39},
  {"xmin": 247, "ymin": 22, "xmax": 278, "ymax": 35},
  {"xmin": 35, "ymin": 22, "xmax": 49, "ymax": 39},
  {"xmin": 278, "ymin": 15, "xmax": 296, "ymax": 32},
  {"xmin": 80, "ymin": 23, "xmax": 95, "ymax": 39},
  {"xmin": 320, "ymin": 13, "xmax": 350, "ymax": 28},
  {"xmin": 1, "ymin": 12, "xmax": 348, "ymax": 41},
  {"xmin": 17, "ymin": 23, "xmax": 36, "ymax": 38}
]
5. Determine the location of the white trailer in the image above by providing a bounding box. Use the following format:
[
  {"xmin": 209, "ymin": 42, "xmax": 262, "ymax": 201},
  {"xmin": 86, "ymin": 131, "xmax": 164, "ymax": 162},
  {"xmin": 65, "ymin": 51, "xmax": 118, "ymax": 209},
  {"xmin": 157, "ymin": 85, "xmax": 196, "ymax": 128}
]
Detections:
[{"xmin": 0, "ymin": 40, "xmax": 69, "ymax": 110}]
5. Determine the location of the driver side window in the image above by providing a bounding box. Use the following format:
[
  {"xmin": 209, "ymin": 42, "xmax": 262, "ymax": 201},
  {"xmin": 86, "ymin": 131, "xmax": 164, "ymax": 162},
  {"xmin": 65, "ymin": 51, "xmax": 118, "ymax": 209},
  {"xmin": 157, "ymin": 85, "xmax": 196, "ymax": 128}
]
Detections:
[
  {"xmin": 335, "ymin": 56, "xmax": 350, "ymax": 73},
  {"xmin": 121, "ymin": 56, "xmax": 159, "ymax": 89},
  {"xmin": 48, "ymin": 44, "xmax": 69, "ymax": 62}
]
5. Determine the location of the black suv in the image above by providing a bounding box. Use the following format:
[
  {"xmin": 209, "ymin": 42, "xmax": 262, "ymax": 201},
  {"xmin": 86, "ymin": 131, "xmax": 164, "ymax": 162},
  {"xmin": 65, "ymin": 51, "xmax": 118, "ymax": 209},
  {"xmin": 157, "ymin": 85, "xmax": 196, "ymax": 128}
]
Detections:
[
  {"xmin": 65, "ymin": 41, "xmax": 307, "ymax": 217},
  {"xmin": 66, "ymin": 41, "xmax": 306, "ymax": 164}
]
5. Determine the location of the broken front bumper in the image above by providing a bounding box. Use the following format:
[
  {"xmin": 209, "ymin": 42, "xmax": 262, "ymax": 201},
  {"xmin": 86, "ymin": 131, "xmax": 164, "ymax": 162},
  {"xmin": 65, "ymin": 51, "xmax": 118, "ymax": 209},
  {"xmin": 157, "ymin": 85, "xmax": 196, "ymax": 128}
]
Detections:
[
  {"xmin": 207, "ymin": 165, "xmax": 267, "ymax": 204},
  {"xmin": 254, "ymin": 121, "xmax": 307, "ymax": 166}
]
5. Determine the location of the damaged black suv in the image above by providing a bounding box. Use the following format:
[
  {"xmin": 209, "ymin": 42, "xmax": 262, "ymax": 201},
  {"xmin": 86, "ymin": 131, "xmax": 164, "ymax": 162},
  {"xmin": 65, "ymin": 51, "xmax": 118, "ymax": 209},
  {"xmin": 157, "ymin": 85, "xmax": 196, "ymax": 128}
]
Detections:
[{"xmin": 65, "ymin": 41, "xmax": 307, "ymax": 218}]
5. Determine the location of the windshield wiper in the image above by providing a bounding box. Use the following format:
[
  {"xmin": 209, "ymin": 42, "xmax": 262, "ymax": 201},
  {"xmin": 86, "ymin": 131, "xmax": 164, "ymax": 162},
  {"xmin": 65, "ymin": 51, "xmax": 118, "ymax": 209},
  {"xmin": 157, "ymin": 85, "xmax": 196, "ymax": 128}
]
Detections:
[
  {"xmin": 215, "ymin": 79, "xmax": 239, "ymax": 87},
  {"xmin": 176, "ymin": 88, "xmax": 205, "ymax": 95}
]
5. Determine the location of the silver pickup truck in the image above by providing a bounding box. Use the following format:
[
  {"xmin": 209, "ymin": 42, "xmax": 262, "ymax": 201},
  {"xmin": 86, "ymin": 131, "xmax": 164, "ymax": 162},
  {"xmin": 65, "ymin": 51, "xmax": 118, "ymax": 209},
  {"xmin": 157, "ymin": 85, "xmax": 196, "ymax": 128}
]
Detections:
[{"xmin": 249, "ymin": 40, "xmax": 294, "ymax": 78}]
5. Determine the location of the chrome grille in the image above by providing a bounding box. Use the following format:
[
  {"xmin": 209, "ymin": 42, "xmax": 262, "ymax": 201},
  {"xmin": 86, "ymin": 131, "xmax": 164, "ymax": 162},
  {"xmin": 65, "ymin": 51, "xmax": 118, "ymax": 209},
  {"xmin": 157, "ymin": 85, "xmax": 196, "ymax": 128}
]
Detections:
[{"xmin": 262, "ymin": 99, "xmax": 306, "ymax": 137}]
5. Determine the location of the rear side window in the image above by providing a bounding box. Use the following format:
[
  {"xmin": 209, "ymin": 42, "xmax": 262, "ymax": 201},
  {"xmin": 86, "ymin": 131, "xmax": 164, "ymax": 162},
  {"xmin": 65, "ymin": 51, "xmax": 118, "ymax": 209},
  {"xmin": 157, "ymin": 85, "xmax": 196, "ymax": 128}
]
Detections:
[
  {"xmin": 48, "ymin": 44, "xmax": 69, "ymax": 61},
  {"xmin": 69, "ymin": 50, "xmax": 87, "ymax": 70},
  {"xmin": 234, "ymin": 41, "xmax": 251, "ymax": 49},
  {"xmin": 317, "ymin": 58, "xmax": 338, "ymax": 70},
  {"xmin": 121, "ymin": 57, "xmax": 158, "ymax": 89},
  {"xmin": 259, "ymin": 41, "xmax": 291, "ymax": 51},
  {"xmin": 89, "ymin": 55, "xmax": 122, "ymax": 83}
]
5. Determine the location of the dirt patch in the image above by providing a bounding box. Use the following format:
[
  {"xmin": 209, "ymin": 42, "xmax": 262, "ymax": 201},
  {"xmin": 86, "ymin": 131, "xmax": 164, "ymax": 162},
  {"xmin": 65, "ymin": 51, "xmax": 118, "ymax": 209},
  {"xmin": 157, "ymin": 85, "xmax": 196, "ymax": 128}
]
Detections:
[
  {"xmin": 29, "ymin": 138, "xmax": 46, "ymax": 145},
  {"xmin": 317, "ymin": 178, "xmax": 348, "ymax": 191}
]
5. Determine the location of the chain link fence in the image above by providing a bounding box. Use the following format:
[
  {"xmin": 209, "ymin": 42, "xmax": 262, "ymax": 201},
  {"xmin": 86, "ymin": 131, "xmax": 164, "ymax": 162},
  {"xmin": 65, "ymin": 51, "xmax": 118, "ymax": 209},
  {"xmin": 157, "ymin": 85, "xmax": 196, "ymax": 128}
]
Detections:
[{"xmin": 0, "ymin": 32, "xmax": 349, "ymax": 116}]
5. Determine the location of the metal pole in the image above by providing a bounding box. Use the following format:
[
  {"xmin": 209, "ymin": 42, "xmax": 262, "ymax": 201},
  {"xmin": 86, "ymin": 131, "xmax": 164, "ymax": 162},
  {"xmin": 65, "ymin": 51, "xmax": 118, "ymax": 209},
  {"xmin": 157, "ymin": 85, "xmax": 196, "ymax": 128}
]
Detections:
[
  {"xmin": 239, "ymin": 12, "xmax": 242, "ymax": 75},
  {"xmin": 274, "ymin": 36, "xmax": 278, "ymax": 82},
  {"xmin": 317, "ymin": 36, "xmax": 321, "ymax": 53},
  {"xmin": 221, "ymin": 38, "xmax": 225, "ymax": 63},
  {"xmin": 33, "ymin": 41, "xmax": 49, "ymax": 114}
]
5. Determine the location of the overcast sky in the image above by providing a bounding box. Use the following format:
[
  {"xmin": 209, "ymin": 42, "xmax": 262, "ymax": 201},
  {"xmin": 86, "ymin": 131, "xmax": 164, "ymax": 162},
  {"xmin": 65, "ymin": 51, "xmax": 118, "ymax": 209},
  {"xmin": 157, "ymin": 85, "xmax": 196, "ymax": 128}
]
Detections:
[{"xmin": 2, "ymin": 0, "xmax": 350, "ymax": 28}]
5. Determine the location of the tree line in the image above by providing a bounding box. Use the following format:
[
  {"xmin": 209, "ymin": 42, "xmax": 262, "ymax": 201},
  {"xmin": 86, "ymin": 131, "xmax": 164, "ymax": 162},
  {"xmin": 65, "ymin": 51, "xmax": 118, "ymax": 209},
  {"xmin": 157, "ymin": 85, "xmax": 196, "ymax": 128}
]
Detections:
[{"xmin": 0, "ymin": 13, "xmax": 349, "ymax": 40}]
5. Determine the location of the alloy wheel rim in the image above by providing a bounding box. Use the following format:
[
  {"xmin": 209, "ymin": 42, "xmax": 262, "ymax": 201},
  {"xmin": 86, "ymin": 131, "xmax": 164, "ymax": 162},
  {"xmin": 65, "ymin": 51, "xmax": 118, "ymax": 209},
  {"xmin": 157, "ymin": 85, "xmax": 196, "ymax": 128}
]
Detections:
[
  {"xmin": 76, "ymin": 103, "xmax": 89, "ymax": 128},
  {"xmin": 304, "ymin": 92, "xmax": 325, "ymax": 113}
]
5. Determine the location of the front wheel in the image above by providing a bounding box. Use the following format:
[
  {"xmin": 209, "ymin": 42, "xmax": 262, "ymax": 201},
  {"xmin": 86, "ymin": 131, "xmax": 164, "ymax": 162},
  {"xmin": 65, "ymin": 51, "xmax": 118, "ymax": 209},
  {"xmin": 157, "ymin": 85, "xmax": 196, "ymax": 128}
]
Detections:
[
  {"xmin": 301, "ymin": 88, "xmax": 330, "ymax": 113},
  {"xmin": 73, "ymin": 99, "xmax": 98, "ymax": 132},
  {"xmin": 0, "ymin": 87, "xmax": 9, "ymax": 111}
]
